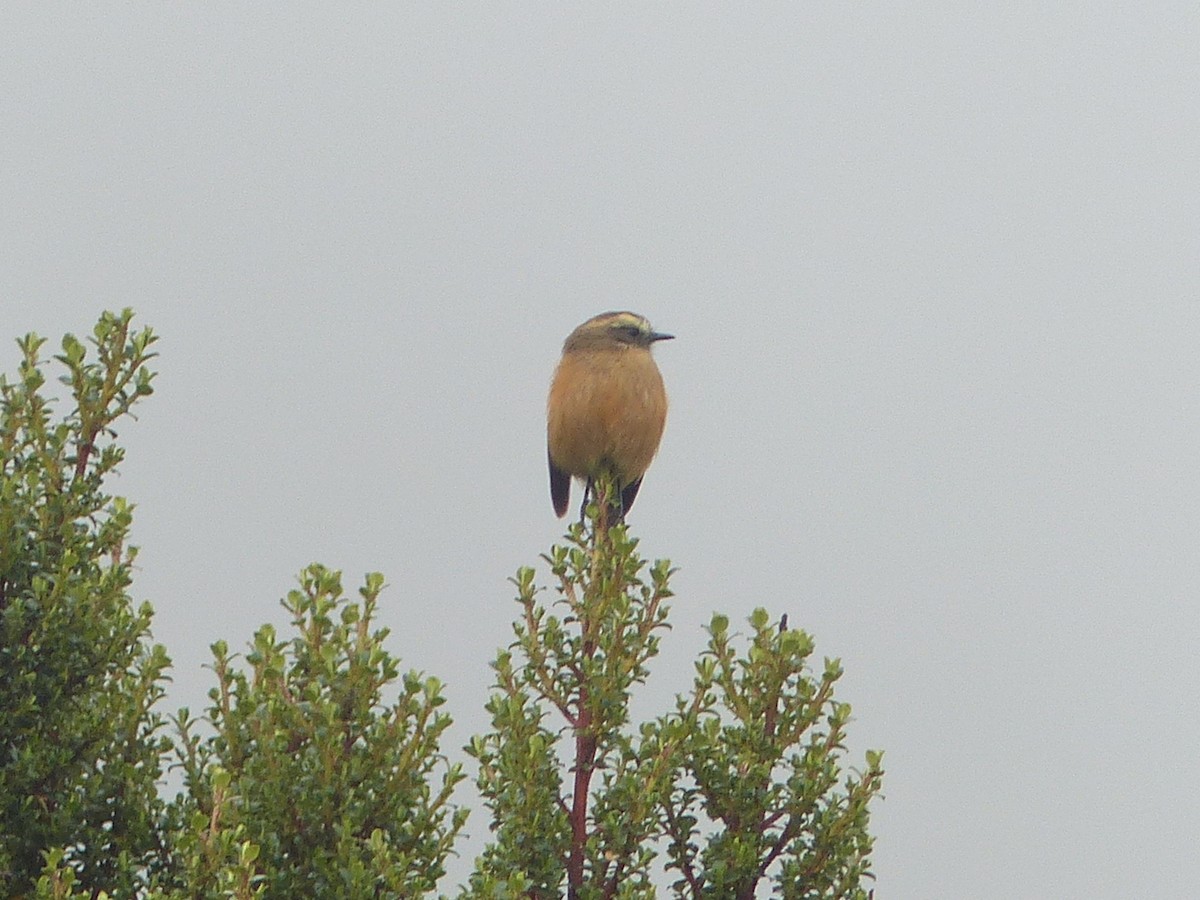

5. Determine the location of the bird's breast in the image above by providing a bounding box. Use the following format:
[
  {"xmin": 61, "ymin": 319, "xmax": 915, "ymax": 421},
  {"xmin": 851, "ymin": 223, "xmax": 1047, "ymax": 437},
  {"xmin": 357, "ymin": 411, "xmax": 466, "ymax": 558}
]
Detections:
[{"xmin": 547, "ymin": 348, "xmax": 668, "ymax": 480}]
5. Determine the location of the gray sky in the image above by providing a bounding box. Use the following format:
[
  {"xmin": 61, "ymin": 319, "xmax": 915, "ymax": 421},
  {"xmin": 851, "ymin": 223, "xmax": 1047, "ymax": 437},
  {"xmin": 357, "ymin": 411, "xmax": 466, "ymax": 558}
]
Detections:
[{"xmin": 3, "ymin": 6, "xmax": 1198, "ymax": 898}]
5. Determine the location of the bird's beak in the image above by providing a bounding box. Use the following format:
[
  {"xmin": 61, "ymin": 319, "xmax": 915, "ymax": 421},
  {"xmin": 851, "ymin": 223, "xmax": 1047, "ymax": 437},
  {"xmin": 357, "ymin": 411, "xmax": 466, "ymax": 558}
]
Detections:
[{"xmin": 650, "ymin": 331, "xmax": 674, "ymax": 343}]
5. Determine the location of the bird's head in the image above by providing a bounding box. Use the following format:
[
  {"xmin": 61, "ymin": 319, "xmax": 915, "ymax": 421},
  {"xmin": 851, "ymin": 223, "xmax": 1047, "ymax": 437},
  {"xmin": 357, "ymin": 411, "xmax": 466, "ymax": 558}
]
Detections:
[{"xmin": 563, "ymin": 311, "xmax": 674, "ymax": 354}]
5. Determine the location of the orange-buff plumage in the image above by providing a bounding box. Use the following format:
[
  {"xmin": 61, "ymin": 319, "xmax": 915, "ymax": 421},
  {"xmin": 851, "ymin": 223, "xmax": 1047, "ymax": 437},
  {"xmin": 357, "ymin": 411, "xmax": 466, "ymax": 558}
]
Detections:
[{"xmin": 547, "ymin": 311, "xmax": 672, "ymax": 519}]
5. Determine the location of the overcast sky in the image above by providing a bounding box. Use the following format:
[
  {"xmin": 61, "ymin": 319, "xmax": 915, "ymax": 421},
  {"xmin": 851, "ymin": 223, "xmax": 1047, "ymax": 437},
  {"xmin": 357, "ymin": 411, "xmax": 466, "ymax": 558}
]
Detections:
[{"xmin": 3, "ymin": 6, "xmax": 1198, "ymax": 898}]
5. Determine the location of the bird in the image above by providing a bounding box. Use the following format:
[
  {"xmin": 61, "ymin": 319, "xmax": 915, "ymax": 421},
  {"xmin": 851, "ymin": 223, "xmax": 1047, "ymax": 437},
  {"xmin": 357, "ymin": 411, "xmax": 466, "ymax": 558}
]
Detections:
[{"xmin": 547, "ymin": 311, "xmax": 673, "ymax": 521}]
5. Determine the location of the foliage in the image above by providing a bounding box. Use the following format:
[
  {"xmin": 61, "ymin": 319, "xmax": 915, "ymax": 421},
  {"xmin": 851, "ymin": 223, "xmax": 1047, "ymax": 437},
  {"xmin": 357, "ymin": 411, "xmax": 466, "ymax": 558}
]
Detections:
[
  {"xmin": 466, "ymin": 479, "xmax": 883, "ymax": 898},
  {"xmin": 0, "ymin": 309, "xmax": 168, "ymax": 896},
  {"xmin": 166, "ymin": 565, "xmax": 468, "ymax": 898},
  {"xmin": 31, "ymin": 564, "xmax": 468, "ymax": 900},
  {"xmin": 661, "ymin": 612, "xmax": 884, "ymax": 898}
]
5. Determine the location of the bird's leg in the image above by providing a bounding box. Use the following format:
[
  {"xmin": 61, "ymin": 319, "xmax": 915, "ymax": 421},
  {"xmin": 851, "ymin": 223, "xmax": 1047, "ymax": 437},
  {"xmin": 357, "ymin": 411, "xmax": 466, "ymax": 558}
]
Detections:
[
  {"xmin": 579, "ymin": 474, "xmax": 625, "ymax": 531},
  {"xmin": 579, "ymin": 477, "xmax": 594, "ymax": 524}
]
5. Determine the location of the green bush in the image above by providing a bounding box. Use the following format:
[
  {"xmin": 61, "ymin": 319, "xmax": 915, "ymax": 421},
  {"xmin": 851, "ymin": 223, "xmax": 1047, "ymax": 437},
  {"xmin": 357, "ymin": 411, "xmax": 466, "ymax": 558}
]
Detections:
[
  {"xmin": 1, "ymin": 311, "xmax": 167, "ymax": 897},
  {"xmin": 3, "ymin": 311, "xmax": 882, "ymax": 899}
]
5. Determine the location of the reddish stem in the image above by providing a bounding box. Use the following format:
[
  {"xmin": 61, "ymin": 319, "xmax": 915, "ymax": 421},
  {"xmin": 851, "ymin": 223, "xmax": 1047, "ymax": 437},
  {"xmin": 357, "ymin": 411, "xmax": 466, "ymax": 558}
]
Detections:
[
  {"xmin": 74, "ymin": 438, "xmax": 94, "ymax": 479},
  {"xmin": 567, "ymin": 696, "xmax": 597, "ymax": 895}
]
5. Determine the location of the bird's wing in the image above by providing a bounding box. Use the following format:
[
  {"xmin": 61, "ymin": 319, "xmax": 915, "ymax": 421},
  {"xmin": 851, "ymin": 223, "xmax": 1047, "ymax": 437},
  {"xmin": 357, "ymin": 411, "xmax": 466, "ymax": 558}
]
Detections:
[
  {"xmin": 620, "ymin": 475, "xmax": 644, "ymax": 516},
  {"xmin": 549, "ymin": 449, "xmax": 572, "ymax": 517}
]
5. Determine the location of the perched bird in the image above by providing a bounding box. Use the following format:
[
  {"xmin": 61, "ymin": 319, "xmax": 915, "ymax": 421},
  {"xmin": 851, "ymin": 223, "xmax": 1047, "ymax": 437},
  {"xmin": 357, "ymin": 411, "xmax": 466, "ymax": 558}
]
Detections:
[{"xmin": 547, "ymin": 311, "xmax": 673, "ymax": 520}]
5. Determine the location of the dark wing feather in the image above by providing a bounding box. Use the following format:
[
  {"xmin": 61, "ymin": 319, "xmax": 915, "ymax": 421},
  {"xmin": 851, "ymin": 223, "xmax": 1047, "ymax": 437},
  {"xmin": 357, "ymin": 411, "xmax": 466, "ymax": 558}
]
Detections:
[
  {"xmin": 620, "ymin": 476, "xmax": 644, "ymax": 517},
  {"xmin": 549, "ymin": 450, "xmax": 571, "ymax": 517}
]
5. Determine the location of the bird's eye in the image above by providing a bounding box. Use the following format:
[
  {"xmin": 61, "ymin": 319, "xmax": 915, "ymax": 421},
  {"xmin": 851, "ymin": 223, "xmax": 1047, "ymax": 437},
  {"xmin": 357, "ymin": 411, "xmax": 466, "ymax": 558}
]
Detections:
[{"xmin": 619, "ymin": 325, "xmax": 642, "ymax": 339}]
